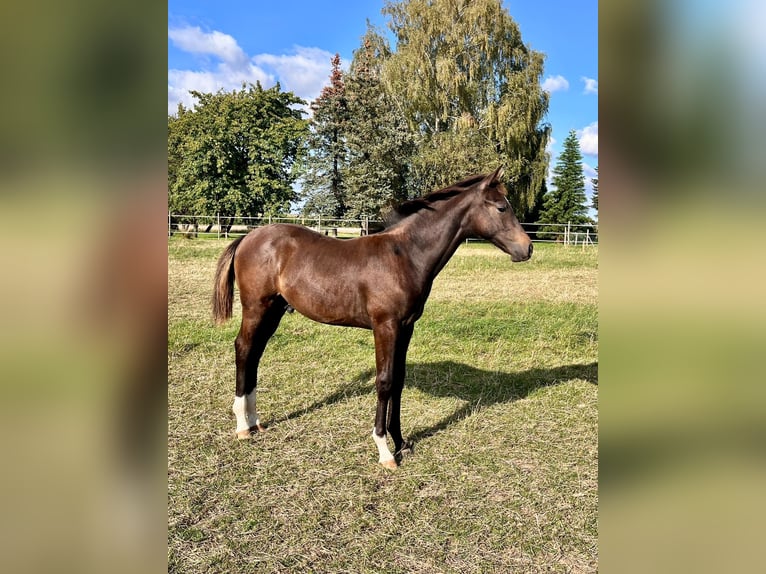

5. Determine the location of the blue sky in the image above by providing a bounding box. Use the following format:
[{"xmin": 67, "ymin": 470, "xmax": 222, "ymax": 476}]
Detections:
[{"xmin": 168, "ymin": 0, "xmax": 598, "ymax": 196}]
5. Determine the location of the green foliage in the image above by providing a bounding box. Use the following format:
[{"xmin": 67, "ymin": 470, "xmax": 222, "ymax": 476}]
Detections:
[
  {"xmin": 381, "ymin": 0, "xmax": 550, "ymax": 208},
  {"xmin": 408, "ymin": 123, "xmax": 497, "ymax": 196},
  {"xmin": 169, "ymin": 1, "xmax": 553, "ymax": 223},
  {"xmin": 591, "ymin": 165, "xmax": 598, "ymax": 217},
  {"xmin": 301, "ymin": 55, "xmax": 350, "ymax": 217},
  {"xmin": 301, "ymin": 35, "xmax": 416, "ymax": 220},
  {"xmin": 517, "ymin": 179, "xmax": 548, "ymax": 239},
  {"xmin": 537, "ymin": 130, "xmax": 590, "ymax": 236},
  {"xmin": 343, "ymin": 26, "xmax": 414, "ymax": 218},
  {"xmin": 168, "ymin": 83, "xmax": 308, "ymax": 218}
]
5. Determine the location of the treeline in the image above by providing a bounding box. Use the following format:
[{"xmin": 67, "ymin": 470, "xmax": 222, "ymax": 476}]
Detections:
[{"xmin": 168, "ymin": 0, "xmax": 592, "ymax": 225}]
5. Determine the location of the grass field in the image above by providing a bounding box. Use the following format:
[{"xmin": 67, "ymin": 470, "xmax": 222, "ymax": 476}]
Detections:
[{"xmin": 168, "ymin": 238, "xmax": 598, "ymax": 573}]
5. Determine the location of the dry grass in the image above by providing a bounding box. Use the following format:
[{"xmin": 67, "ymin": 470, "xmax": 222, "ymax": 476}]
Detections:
[
  {"xmin": 433, "ymin": 266, "xmax": 597, "ymax": 305},
  {"xmin": 168, "ymin": 238, "xmax": 598, "ymax": 573}
]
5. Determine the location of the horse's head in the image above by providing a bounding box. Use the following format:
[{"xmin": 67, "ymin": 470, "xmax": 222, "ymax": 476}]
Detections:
[{"xmin": 468, "ymin": 167, "xmax": 533, "ymax": 262}]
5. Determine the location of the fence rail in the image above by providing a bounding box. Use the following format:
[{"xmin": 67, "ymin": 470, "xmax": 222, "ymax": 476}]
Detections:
[{"xmin": 168, "ymin": 214, "xmax": 598, "ymax": 245}]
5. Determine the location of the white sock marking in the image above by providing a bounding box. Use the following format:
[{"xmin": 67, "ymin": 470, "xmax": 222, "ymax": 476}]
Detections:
[
  {"xmin": 233, "ymin": 395, "xmax": 249, "ymax": 433},
  {"xmin": 233, "ymin": 391, "xmax": 260, "ymax": 433},
  {"xmin": 372, "ymin": 427, "xmax": 394, "ymax": 463},
  {"xmin": 245, "ymin": 390, "xmax": 260, "ymax": 428}
]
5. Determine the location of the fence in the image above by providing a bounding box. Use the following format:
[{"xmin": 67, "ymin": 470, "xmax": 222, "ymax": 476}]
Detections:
[
  {"xmin": 519, "ymin": 221, "xmax": 598, "ymax": 246},
  {"xmin": 168, "ymin": 214, "xmax": 598, "ymax": 245}
]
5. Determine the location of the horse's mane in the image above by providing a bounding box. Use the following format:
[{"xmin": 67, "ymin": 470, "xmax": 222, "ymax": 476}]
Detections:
[{"xmin": 383, "ymin": 173, "xmax": 487, "ymax": 228}]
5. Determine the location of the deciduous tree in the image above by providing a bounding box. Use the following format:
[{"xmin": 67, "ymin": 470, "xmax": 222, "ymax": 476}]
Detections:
[
  {"xmin": 168, "ymin": 83, "xmax": 307, "ymax": 218},
  {"xmin": 381, "ymin": 0, "xmax": 550, "ymax": 209}
]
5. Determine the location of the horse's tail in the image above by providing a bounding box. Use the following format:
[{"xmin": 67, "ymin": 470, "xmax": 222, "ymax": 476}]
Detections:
[{"xmin": 212, "ymin": 235, "xmax": 246, "ymax": 325}]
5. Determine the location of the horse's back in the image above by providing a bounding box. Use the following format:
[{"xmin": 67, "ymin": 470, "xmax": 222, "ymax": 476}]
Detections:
[
  {"xmin": 233, "ymin": 224, "xmax": 354, "ymax": 297},
  {"xmin": 231, "ymin": 223, "xmax": 418, "ymax": 328},
  {"xmin": 242, "ymin": 223, "xmax": 381, "ymax": 262},
  {"xmin": 236, "ymin": 224, "xmax": 353, "ymax": 263},
  {"xmin": 233, "ymin": 224, "xmax": 391, "ymax": 327}
]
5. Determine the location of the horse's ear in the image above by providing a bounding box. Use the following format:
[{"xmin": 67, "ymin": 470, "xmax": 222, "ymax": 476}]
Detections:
[{"xmin": 479, "ymin": 166, "xmax": 506, "ymax": 193}]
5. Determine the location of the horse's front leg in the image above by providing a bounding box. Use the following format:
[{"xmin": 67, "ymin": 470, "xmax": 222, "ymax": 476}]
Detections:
[
  {"xmin": 387, "ymin": 323, "xmax": 414, "ymax": 460},
  {"xmin": 371, "ymin": 320, "xmax": 399, "ymax": 469}
]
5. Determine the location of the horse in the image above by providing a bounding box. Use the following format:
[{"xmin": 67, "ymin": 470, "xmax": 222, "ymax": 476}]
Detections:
[{"xmin": 211, "ymin": 167, "xmax": 533, "ymax": 469}]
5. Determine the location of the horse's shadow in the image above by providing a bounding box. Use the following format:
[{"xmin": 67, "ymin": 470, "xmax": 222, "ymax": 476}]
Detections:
[{"xmin": 270, "ymin": 361, "xmax": 597, "ymax": 446}]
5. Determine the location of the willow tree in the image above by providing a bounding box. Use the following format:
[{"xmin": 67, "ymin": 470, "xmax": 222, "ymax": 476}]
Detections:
[{"xmin": 381, "ymin": 0, "xmax": 550, "ymax": 215}]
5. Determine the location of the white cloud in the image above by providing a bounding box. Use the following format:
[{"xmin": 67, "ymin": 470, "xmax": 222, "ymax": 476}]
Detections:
[
  {"xmin": 168, "ymin": 26, "xmax": 335, "ymax": 114},
  {"xmin": 167, "ymin": 66, "xmax": 274, "ymax": 113},
  {"xmin": 168, "ymin": 27, "xmax": 249, "ymax": 67},
  {"xmin": 541, "ymin": 75, "xmax": 569, "ymax": 93},
  {"xmin": 581, "ymin": 76, "xmax": 598, "ymax": 95},
  {"xmin": 578, "ymin": 121, "xmax": 598, "ymax": 156},
  {"xmin": 253, "ymin": 46, "xmax": 337, "ymax": 104}
]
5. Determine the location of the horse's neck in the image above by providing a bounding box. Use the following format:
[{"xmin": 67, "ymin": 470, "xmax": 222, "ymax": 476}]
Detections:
[{"xmin": 400, "ymin": 197, "xmax": 470, "ymax": 283}]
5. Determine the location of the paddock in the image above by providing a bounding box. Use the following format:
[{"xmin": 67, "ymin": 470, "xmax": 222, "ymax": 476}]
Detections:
[{"xmin": 168, "ymin": 238, "xmax": 598, "ymax": 572}]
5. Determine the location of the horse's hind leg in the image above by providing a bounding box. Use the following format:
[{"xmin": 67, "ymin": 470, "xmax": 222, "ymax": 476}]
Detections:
[{"xmin": 233, "ymin": 299, "xmax": 286, "ymax": 439}]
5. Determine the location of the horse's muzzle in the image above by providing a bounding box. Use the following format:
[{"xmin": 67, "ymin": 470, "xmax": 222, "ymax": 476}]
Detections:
[{"xmin": 510, "ymin": 242, "xmax": 533, "ymax": 262}]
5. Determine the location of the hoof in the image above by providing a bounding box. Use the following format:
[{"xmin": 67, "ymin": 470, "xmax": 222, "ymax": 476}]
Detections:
[
  {"xmin": 236, "ymin": 424, "xmax": 266, "ymax": 439},
  {"xmin": 380, "ymin": 459, "xmax": 398, "ymax": 470}
]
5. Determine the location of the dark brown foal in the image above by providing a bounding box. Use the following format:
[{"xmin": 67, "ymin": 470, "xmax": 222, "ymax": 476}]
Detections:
[{"xmin": 212, "ymin": 167, "xmax": 533, "ymax": 468}]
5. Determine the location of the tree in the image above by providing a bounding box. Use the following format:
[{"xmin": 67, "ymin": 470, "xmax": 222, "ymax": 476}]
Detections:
[
  {"xmin": 537, "ymin": 130, "xmax": 590, "ymax": 237},
  {"xmin": 168, "ymin": 84, "xmax": 307, "ymax": 219},
  {"xmin": 521, "ymin": 179, "xmax": 548, "ymax": 240},
  {"xmin": 591, "ymin": 166, "xmax": 598, "ymax": 218},
  {"xmin": 343, "ymin": 25, "xmax": 414, "ymax": 219},
  {"xmin": 301, "ymin": 54, "xmax": 350, "ymax": 217},
  {"xmin": 381, "ymin": 0, "xmax": 550, "ymax": 206}
]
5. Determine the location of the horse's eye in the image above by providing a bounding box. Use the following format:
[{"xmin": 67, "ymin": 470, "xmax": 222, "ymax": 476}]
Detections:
[{"xmin": 497, "ymin": 205, "xmax": 507, "ymax": 213}]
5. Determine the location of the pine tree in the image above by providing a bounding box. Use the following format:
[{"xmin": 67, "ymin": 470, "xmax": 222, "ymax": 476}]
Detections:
[
  {"xmin": 591, "ymin": 166, "xmax": 598, "ymax": 218},
  {"xmin": 343, "ymin": 25, "xmax": 413, "ymax": 219},
  {"xmin": 301, "ymin": 54, "xmax": 350, "ymax": 217},
  {"xmin": 538, "ymin": 130, "xmax": 590, "ymax": 235},
  {"xmin": 521, "ymin": 179, "xmax": 548, "ymax": 239}
]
